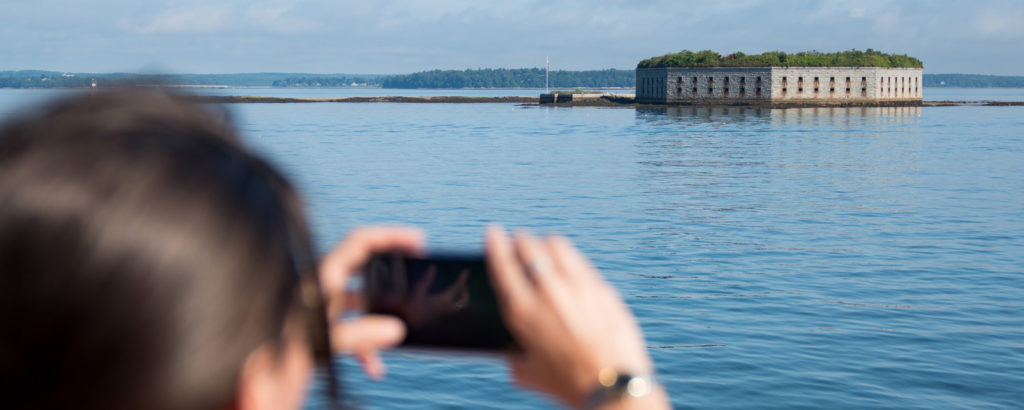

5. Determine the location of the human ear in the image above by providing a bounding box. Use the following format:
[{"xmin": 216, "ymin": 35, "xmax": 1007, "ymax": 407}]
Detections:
[{"xmin": 235, "ymin": 336, "xmax": 313, "ymax": 410}]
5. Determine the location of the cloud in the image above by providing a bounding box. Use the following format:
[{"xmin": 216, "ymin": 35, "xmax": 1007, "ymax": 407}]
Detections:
[
  {"xmin": 3, "ymin": 0, "xmax": 1023, "ymax": 74},
  {"xmin": 132, "ymin": 5, "xmax": 231, "ymax": 34},
  {"xmin": 973, "ymin": 7, "xmax": 1024, "ymax": 38},
  {"xmin": 244, "ymin": 4, "xmax": 319, "ymax": 33}
]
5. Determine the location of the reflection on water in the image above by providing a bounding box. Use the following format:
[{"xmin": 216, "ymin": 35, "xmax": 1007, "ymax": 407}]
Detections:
[
  {"xmin": 637, "ymin": 105, "xmax": 922, "ymax": 127},
  {"xmin": 637, "ymin": 106, "xmax": 771, "ymax": 126},
  {"xmin": 769, "ymin": 106, "xmax": 921, "ymax": 126}
]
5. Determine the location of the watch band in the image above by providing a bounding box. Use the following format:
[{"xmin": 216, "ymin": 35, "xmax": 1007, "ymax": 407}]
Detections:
[{"xmin": 582, "ymin": 369, "xmax": 656, "ymax": 409}]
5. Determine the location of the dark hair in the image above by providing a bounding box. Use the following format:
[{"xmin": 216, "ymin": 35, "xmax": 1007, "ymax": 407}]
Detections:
[{"xmin": 0, "ymin": 90, "xmax": 335, "ymax": 410}]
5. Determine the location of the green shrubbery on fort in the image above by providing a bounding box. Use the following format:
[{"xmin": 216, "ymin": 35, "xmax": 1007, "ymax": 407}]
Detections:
[{"xmin": 638, "ymin": 49, "xmax": 923, "ymax": 69}]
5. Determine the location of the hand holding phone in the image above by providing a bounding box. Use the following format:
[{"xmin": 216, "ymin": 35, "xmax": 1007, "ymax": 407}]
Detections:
[
  {"xmin": 317, "ymin": 226, "xmax": 424, "ymax": 379},
  {"xmin": 484, "ymin": 227, "xmax": 668, "ymax": 409}
]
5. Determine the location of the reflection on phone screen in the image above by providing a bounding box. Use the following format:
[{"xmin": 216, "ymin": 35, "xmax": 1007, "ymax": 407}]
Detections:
[{"xmin": 365, "ymin": 253, "xmax": 518, "ymax": 351}]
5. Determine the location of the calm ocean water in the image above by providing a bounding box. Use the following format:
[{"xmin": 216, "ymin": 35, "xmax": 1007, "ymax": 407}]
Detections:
[{"xmin": 1, "ymin": 89, "xmax": 1022, "ymax": 409}]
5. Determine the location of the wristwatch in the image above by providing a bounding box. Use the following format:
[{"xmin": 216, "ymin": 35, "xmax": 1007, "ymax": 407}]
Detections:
[{"xmin": 582, "ymin": 368, "xmax": 656, "ymax": 409}]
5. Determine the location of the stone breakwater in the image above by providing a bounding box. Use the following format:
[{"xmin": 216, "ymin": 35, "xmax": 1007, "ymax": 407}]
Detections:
[
  {"xmin": 189, "ymin": 94, "xmax": 1023, "ymax": 107},
  {"xmin": 191, "ymin": 95, "xmax": 537, "ymax": 104}
]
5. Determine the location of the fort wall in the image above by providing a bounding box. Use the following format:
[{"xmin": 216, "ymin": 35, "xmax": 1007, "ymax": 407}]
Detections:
[{"xmin": 637, "ymin": 67, "xmax": 922, "ymax": 105}]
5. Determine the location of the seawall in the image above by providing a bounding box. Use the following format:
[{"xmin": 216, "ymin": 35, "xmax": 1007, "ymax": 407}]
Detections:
[{"xmin": 187, "ymin": 94, "xmax": 1022, "ymax": 107}]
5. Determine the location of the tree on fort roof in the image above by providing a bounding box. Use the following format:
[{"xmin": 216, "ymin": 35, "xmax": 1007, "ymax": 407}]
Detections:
[{"xmin": 638, "ymin": 49, "xmax": 922, "ymax": 68}]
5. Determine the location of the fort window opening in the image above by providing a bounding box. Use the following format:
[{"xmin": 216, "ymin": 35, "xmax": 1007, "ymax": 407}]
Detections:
[
  {"xmin": 846, "ymin": 88, "xmax": 851, "ymax": 94},
  {"xmin": 829, "ymin": 77, "xmax": 835, "ymax": 83},
  {"xmin": 814, "ymin": 87, "xmax": 819, "ymax": 93},
  {"xmin": 708, "ymin": 87, "xmax": 714, "ymax": 94},
  {"xmin": 740, "ymin": 77, "xmax": 746, "ymax": 84},
  {"xmin": 756, "ymin": 87, "xmax": 762, "ymax": 96},
  {"xmin": 677, "ymin": 87, "xmax": 682, "ymax": 94},
  {"xmin": 692, "ymin": 76, "xmax": 698, "ymax": 83},
  {"xmin": 677, "ymin": 76, "xmax": 682, "ymax": 83},
  {"xmin": 862, "ymin": 77, "xmax": 867, "ymax": 82},
  {"xmin": 798, "ymin": 87, "xmax": 803, "ymax": 93},
  {"xmin": 724, "ymin": 88, "xmax": 729, "ymax": 97},
  {"xmin": 692, "ymin": 87, "xmax": 697, "ymax": 94},
  {"xmin": 830, "ymin": 87, "xmax": 835, "ymax": 93},
  {"xmin": 708, "ymin": 76, "xmax": 714, "ymax": 83}
]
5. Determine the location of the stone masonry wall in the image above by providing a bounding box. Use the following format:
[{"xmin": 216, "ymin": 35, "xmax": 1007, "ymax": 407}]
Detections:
[
  {"xmin": 770, "ymin": 67, "xmax": 921, "ymax": 102},
  {"xmin": 637, "ymin": 67, "xmax": 771, "ymax": 104}
]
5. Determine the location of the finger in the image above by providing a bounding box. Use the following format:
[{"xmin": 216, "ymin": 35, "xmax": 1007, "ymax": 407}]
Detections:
[
  {"xmin": 513, "ymin": 231, "xmax": 558, "ymax": 284},
  {"xmin": 514, "ymin": 231, "xmax": 573, "ymax": 309},
  {"xmin": 485, "ymin": 225, "xmax": 536, "ymax": 319},
  {"xmin": 441, "ymin": 269, "xmax": 469, "ymax": 299},
  {"xmin": 414, "ymin": 265, "xmax": 436, "ymax": 300},
  {"xmin": 355, "ymin": 348, "xmax": 386, "ymax": 380},
  {"xmin": 546, "ymin": 235, "xmax": 603, "ymax": 287},
  {"xmin": 320, "ymin": 226, "xmax": 425, "ymax": 292},
  {"xmin": 320, "ymin": 226, "xmax": 425, "ymax": 317},
  {"xmin": 331, "ymin": 315, "xmax": 406, "ymax": 353}
]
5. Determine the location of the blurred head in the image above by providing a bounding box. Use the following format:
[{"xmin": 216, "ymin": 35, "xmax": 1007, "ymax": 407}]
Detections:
[{"xmin": 0, "ymin": 90, "xmax": 334, "ymax": 410}]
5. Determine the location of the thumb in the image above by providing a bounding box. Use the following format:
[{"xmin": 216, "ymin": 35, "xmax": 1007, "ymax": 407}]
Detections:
[
  {"xmin": 332, "ymin": 315, "xmax": 406, "ymax": 380},
  {"xmin": 331, "ymin": 315, "xmax": 406, "ymax": 353}
]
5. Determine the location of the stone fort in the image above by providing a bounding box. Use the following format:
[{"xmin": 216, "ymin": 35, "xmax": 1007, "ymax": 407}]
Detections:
[{"xmin": 636, "ymin": 66, "xmax": 922, "ymax": 105}]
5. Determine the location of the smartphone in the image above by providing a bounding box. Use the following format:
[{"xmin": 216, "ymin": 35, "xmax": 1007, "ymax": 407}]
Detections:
[{"xmin": 363, "ymin": 252, "xmax": 519, "ymax": 352}]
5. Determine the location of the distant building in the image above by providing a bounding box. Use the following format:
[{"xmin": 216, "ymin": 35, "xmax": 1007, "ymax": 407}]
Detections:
[{"xmin": 636, "ymin": 66, "xmax": 922, "ymax": 105}]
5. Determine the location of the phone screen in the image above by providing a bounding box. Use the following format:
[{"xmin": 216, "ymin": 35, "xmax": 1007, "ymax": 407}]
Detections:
[{"xmin": 363, "ymin": 252, "xmax": 519, "ymax": 351}]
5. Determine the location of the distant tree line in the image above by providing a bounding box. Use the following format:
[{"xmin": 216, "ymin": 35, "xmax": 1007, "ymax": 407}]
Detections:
[
  {"xmin": 923, "ymin": 74, "xmax": 1024, "ymax": 87},
  {"xmin": 2, "ymin": 69, "xmax": 633, "ymax": 89},
  {"xmin": 0, "ymin": 73, "xmax": 96, "ymax": 88},
  {"xmin": 271, "ymin": 77, "xmax": 379, "ymax": 87},
  {"xmin": 378, "ymin": 68, "xmax": 633, "ymax": 88},
  {"xmin": 638, "ymin": 49, "xmax": 923, "ymax": 69},
  {"xmin": 0, "ymin": 71, "xmax": 384, "ymax": 88}
]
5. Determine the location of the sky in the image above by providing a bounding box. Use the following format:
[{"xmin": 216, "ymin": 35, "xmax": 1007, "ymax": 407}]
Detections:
[{"xmin": 2, "ymin": 0, "xmax": 1023, "ymax": 75}]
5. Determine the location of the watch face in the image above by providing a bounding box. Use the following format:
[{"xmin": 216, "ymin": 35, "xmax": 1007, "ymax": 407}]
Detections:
[
  {"xmin": 585, "ymin": 371, "xmax": 655, "ymax": 408},
  {"xmin": 623, "ymin": 375, "xmax": 653, "ymax": 398}
]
